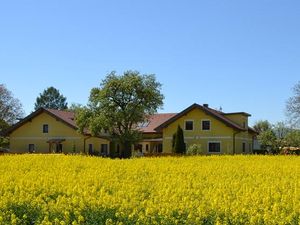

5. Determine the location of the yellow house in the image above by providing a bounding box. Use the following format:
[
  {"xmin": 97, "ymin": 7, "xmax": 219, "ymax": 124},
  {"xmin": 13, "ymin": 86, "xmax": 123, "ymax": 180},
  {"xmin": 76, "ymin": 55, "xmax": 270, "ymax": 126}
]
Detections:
[
  {"xmin": 5, "ymin": 108, "xmax": 110, "ymax": 154},
  {"xmin": 153, "ymin": 103, "xmax": 257, "ymax": 154},
  {"xmin": 5, "ymin": 103, "xmax": 257, "ymax": 155}
]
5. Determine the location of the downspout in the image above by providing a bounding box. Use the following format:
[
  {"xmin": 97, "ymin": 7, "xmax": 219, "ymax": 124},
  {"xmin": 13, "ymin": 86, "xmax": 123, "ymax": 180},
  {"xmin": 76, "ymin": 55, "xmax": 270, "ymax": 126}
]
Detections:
[
  {"xmin": 83, "ymin": 136, "xmax": 91, "ymax": 154},
  {"xmin": 233, "ymin": 130, "xmax": 241, "ymax": 154}
]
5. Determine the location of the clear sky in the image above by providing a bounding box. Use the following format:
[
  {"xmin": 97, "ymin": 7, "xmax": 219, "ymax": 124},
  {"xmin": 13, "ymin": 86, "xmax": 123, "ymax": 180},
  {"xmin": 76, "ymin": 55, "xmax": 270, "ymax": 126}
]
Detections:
[{"xmin": 1, "ymin": 0, "xmax": 299, "ymax": 126}]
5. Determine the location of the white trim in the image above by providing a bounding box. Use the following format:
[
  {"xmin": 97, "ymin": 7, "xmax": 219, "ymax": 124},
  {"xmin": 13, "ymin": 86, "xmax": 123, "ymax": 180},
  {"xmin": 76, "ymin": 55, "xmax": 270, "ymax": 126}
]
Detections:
[
  {"xmin": 236, "ymin": 137, "xmax": 252, "ymax": 141},
  {"xmin": 199, "ymin": 136, "xmax": 231, "ymax": 139},
  {"xmin": 208, "ymin": 141, "xmax": 221, "ymax": 153},
  {"xmin": 184, "ymin": 120, "xmax": 194, "ymax": 131},
  {"xmin": 11, "ymin": 137, "xmax": 82, "ymax": 140},
  {"xmin": 165, "ymin": 136, "xmax": 231, "ymax": 140},
  {"xmin": 201, "ymin": 119, "xmax": 211, "ymax": 131},
  {"xmin": 184, "ymin": 137, "xmax": 194, "ymax": 140}
]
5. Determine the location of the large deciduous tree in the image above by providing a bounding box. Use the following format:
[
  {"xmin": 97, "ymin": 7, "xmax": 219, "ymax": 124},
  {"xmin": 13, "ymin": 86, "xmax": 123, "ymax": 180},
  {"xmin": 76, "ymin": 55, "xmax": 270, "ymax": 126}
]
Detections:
[
  {"xmin": 0, "ymin": 84, "xmax": 24, "ymax": 126},
  {"xmin": 286, "ymin": 81, "xmax": 300, "ymax": 128},
  {"xmin": 76, "ymin": 71, "xmax": 164, "ymax": 158},
  {"xmin": 0, "ymin": 84, "xmax": 24, "ymax": 147},
  {"xmin": 35, "ymin": 87, "xmax": 68, "ymax": 110}
]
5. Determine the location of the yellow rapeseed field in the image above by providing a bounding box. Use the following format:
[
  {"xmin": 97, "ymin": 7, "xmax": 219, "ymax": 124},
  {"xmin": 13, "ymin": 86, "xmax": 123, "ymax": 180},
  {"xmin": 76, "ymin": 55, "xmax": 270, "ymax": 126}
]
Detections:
[{"xmin": 0, "ymin": 155, "xmax": 299, "ymax": 225}]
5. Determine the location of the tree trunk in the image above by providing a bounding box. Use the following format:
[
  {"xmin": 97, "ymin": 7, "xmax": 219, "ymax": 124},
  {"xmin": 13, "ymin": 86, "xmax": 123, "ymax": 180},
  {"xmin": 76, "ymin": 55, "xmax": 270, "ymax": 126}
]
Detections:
[{"xmin": 121, "ymin": 141, "xmax": 132, "ymax": 158}]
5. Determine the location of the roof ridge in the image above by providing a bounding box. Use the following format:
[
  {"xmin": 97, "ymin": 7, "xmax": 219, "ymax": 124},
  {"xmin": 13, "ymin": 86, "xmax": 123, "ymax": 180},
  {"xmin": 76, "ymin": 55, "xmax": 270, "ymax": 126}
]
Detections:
[{"xmin": 154, "ymin": 103, "xmax": 247, "ymax": 132}]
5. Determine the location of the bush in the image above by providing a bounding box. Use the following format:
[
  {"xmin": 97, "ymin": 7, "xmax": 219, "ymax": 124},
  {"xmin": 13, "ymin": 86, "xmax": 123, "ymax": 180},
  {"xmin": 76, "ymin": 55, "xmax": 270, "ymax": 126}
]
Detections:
[{"xmin": 186, "ymin": 144, "xmax": 203, "ymax": 155}]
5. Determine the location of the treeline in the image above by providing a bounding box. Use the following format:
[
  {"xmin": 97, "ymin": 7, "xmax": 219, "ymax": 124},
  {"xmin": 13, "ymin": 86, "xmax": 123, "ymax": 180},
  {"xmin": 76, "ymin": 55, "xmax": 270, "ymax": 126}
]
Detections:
[{"xmin": 253, "ymin": 120, "xmax": 300, "ymax": 154}]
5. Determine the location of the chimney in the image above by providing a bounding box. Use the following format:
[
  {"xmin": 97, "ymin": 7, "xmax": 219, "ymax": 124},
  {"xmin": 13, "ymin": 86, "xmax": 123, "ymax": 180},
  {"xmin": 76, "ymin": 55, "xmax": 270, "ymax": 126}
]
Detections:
[{"xmin": 203, "ymin": 104, "xmax": 209, "ymax": 108}]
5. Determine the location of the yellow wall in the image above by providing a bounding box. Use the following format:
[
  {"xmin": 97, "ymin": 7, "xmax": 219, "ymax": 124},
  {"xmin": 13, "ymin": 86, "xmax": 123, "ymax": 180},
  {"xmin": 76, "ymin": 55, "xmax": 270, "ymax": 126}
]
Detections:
[
  {"xmin": 9, "ymin": 112, "xmax": 109, "ymax": 154},
  {"xmin": 85, "ymin": 137, "xmax": 110, "ymax": 155},
  {"xmin": 162, "ymin": 108, "xmax": 254, "ymax": 154},
  {"xmin": 224, "ymin": 114, "xmax": 248, "ymax": 129}
]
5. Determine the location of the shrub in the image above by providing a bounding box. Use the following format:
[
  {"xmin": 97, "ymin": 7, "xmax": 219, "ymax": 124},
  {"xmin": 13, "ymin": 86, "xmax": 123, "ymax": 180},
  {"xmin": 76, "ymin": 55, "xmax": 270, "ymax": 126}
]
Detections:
[{"xmin": 186, "ymin": 144, "xmax": 203, "ymax": 155}]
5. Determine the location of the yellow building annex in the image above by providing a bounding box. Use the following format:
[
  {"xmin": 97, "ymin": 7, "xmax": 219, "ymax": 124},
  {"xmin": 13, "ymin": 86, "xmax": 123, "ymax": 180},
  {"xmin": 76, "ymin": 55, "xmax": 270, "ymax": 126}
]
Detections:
[{"xmin": 5, "ymin": 103, "xmax": 257, "ymax": 155}]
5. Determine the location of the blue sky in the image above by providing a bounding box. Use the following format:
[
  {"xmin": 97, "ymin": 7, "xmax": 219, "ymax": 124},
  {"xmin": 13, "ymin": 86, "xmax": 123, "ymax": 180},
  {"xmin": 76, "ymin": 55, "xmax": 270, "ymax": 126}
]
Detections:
[{"xmin": 1, "ymin": 0, "xmax": 299, "ymax": 125}]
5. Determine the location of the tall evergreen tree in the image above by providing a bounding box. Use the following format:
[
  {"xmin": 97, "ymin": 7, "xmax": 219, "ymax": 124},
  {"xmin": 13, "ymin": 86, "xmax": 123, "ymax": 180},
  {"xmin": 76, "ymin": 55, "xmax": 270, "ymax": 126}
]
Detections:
[
  {"xmin": 173, "ymin": 125, "xmax": 186, "ymax": 154},
  {"xmin": 34, "ymin": 87, "xmax": 68, "ymax": 110}
]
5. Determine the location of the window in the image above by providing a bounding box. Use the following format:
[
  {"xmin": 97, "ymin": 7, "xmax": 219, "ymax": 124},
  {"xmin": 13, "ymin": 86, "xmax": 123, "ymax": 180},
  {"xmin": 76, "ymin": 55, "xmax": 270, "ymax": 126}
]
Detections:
[
  {"xmin": 146, "ymin": 144, "xmax": 149, "ymax": 152},
  {"xmin": 243, "ymin": 122, "xmax": 246, "ymax": 128},
  {"xmin": 242, "ymin": 142, "xmax": 246, "ymax": 153},
  {"xmin": 202, "ymin": 120, "xmax": 211, "ymax": 130},
  {"xmin": 43, "ymin": 124, "xmax": 48, "ymax": 133},
  {"xmin": 249, "ymin": 143, "xmax": 252, "ymax": 152},
  {"xmin": 208, "ymin": 142, "xmax": 221, "ymax": 153},
  {"xmin": 28, "ymin": 144, "xmax": 35, "ymax": 153},
  {"xmin": 185, "ymin": 121, "xmax": 193, "ymax": 130},
  {"xmin": 101, "ymin": 144, "xmax": 108, "ymax": 156}
]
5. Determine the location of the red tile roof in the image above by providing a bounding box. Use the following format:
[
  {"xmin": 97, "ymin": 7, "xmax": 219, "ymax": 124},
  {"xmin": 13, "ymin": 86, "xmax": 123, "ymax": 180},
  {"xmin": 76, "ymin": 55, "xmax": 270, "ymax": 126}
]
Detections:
[
  {"xmin": 138, "ymin": 113, "xmax": 177, "ymax": 133},
  {"xmin": 4, "ymin": 105, "xmax": 256, "ymax": 136},
  {"xmin": 45, "ymin": 108, "xmax": 77, "ymax": 128},
  {"xmin": 155, "ymin": 103, "xmax": 249, "ymax": 132}
]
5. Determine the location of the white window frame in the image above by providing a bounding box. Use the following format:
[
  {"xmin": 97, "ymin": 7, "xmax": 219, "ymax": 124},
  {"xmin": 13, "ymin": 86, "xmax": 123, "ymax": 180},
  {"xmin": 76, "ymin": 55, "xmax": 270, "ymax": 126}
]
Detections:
[
  {"xmin": 208, "ymin": 141, "xmax": 221, "ymax": 153},
  {"xmin": 201, "ymin": 119, "xmax": 211, "ymax": 131},
  {"xmin": 184, "ymin": 120, "xmax": 194, "ymax": 131}
]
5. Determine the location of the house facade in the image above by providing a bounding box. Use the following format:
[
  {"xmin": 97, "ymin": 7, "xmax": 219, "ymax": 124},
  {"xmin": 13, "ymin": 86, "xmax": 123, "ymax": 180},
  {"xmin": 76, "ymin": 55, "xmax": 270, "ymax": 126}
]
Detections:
[
  {"xmin": 5, "ymin": 108, "xmax": 110, "ymax": 155},
  {"xmin": 154, "ymin": 104, "xmax": 257, "ymax": 154},
  {"xmin": 5, "ymin": 103, "xmax": 257, "ymax": 155}
]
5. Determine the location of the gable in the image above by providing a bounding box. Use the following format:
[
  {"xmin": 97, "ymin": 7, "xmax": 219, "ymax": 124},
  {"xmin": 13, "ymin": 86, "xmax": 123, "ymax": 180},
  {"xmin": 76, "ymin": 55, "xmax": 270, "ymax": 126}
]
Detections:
[
  {"xmin": 10, "ymin": 111, "xmax": 82, "ymax": 138},
  {"xmin": 161, "ymin": 107, "xmax": 236, "ymax": 136},
  {"xmin": 155, "ymin": 103, "xmax": 245, "ymax": 132}
]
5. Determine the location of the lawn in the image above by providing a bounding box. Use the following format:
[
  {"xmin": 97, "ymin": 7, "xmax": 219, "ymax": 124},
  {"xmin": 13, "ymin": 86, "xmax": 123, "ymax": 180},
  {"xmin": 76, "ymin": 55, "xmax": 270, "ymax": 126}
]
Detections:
[{"xmin": 0, "ymin": 155, "xmax": 299, "ymax": 224}]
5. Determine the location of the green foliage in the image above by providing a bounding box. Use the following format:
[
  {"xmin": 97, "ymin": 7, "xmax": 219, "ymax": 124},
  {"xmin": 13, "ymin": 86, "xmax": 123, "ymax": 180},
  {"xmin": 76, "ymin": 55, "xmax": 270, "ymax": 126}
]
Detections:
[
  {"xmin": 67, "ymin": 103, "xmax": 82, "ymax": 112},
  {"xmin": 186, "ymin": 144, "xmax": 203, "ymax": 155},
  {"xmin": 258, "ymin": 130, "xmax": 278, "ymax": 153},
  {"xmin": 254, "ymin": 120, "xmax": 291, "ymax": 154},
  {"xmin": 0, "ymin": 137, "xmax": 9, "ymax": 148},
  {"xmin": 253, "ymin": 120, "xmax": 272, "ymax": 133},
  {"xmin": 284, "ymin": 130, "xmax": 300, "ymax": 147},
  {"xmin": 173, "ymin": 125, "xmax": 186, "ymax": 154},
  {"xmin": 76, "ymin": 71, "xmax": 164, "ymax": 158},
  {"xmin": 0, "ymin": 84, "xmax": 24, "ymax": 125},
  {"xmin": 34, "ymin": 86, "xmax": 68, "ymax": 110}
]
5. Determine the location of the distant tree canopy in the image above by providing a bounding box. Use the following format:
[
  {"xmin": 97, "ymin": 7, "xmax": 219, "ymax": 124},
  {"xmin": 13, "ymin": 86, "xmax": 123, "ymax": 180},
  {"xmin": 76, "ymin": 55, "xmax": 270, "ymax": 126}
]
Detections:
[
  {"xmin": 34, "ymin": 87, "xmax": 68, "ymax": 110},
  {"xmin": 253, "ymin": 120, "xmax": 272, "ymax": 134},
  {"xmin": 75, "ymin": 71, "xmax": 164, "ymax": 158},
  {"xmin": 253, "ymin": 119, "xmax": 300, "ymax": 154},
  {"xmin": 286, "ymin": 81, "xmax": 300, "ymax": 128},
  {"xmin": 0, "ymin": 84, "xmax": 24, "ymax": 126}
]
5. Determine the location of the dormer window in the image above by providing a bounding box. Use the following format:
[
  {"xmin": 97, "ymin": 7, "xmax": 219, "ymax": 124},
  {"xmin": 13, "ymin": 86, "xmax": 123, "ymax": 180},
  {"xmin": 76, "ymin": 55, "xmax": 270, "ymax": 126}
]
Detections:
[{"xmin": 43, "ymin": 124, "xmax": 48, "ymax": 133}]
